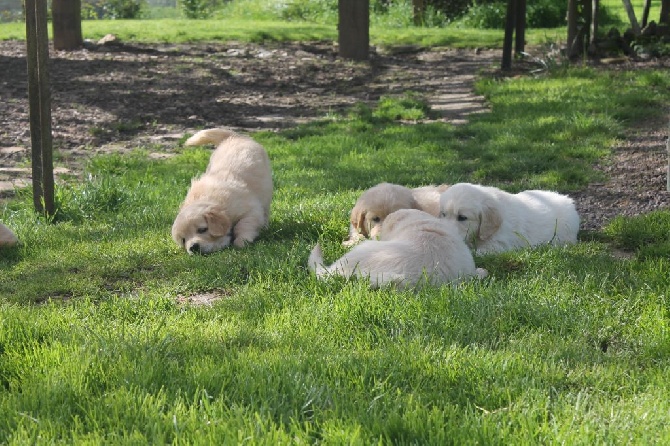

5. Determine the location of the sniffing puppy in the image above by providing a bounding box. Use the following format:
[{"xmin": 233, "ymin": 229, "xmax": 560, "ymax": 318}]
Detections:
[
  {"xmin": 344, "ymin": 182, "xmax": 449, "ymax": 246},
  {"xmin": 172, "ymin": 128, "xmax": 273, "ymax": 254},
  {"xmin": 439, "ymin": 182, "xmax": 580, "ymax": 254},
  {"xmin": 0, "ymin": 222, "xmax": 18, "ymax": 247},
  {"xmin": 309, "ymin": 209, "xmax": 485, "ymax": 289}
]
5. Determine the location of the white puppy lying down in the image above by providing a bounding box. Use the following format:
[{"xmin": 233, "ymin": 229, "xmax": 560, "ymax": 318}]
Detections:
[
  {"xmin": 439, "ymin": 182, "xmax": 580, "ymax": 254},
  {"xmin": 172, "ymin": 128, "xmax": 273, "ymax": 254},
  {"xmin": 344, "ymin": 182, "xmax": 449, "ymax": 246},
  {"xmin": 309, "ymin": 209, "xmax": 486, "ymax": 289},
  {"xmin": 0, "ymin": 222, "xmax": 18, "ymax": 247}
]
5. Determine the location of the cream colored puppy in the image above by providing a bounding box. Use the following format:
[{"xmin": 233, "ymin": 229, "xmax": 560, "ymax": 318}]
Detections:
[
  {"xmin": 439, "ymin": 182, "xmax": 580, "ymax": 254},
  {"xmin": 344, "ymin": 182, "xmax": 449, "ymax": 246},
  {"xmin": 309, "ymin": 209, "xmax": 485, "ymax": 289},
  {"xmin": 172, "ymin": 128, "xmax": 273, "ymax": 254},
  {"xmin": 0, "ymin": 222, "xmax": 18, "ymax": 247}
]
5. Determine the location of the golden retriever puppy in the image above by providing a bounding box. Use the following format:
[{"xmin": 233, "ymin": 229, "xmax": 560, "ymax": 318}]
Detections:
[
  {"xmin": 344, "ymin": 182, "xmax": 449, "ymax": 246},
  {"xmin": 172, "ymin": 128, "xmax": 273, "ymax": 254},
  {"xmin": 0, "ymin": 222, "xmax": 18, "ymax": 247},
  {"xmin": 439, "ymin": 182, "xmax": 580, "ymax": 254},
  {"xmin": 309, "ymin": 209, "xmax": 486, "ymax": 289}
]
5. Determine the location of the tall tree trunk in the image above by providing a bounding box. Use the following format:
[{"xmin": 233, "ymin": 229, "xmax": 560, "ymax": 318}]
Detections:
[
  {"xmin": 621, "ymin": 0, "xmax": 641, "ymax": 34},
  {"xmin": 567, "ymin": 0, "xmax": 580, "ymax": 58},
  {"xmin": 661, "ymin": 0, "xmax": 669, "ymax": 24},
  {"xmin": 641, "ymin": 0, "xmax": 652, "ymax": 27},
  {"xmin": 589, "ymin": 0, "xmax": 600, "ymax": 54},
  {"xmin": 338, "ymin": 0, "xmax": 369, "ymax": 61},
  {"xmin": 413, "ymin": 0, "xmax": 425, "ymax": 25},
  {"xmin": 582, "ymin": 0, "xmax": 593, "ymax": 43},
  {"xmin": 52, "ymin": 0, "xmax": 83, "ymax": 50},
  {"xmin": 514, "ymin": 0, "xmax": 526, "ymax": 54},
  {"xmin": 502, "ymin": 0, "xmax": 516, "ymax": 70}
]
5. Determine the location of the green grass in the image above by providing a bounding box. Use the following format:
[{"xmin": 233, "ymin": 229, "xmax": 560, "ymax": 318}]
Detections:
[
  {"xmin": 1, "ymin": 60, "xmax": 670, "ymax": 443},
  {"xmin": 0, "ymin": 19, "xmax": 336, "ymax": 44},
  {"xmin": 600, "ymin": 0, "xmax": 663, "ymax": 26},
  {"xmin": 0, "ymin": 17, "xmax": 567, "ymax": 49},
  {"xmin": 1, "ymin": 0, "xmax": 664, "ymax": 46}
]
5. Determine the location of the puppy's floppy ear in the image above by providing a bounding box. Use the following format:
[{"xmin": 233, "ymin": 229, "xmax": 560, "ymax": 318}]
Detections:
[
  {"xmin": 351, "ymin": 206, "xmax": 367, "ymax": 236},
  {"xmin": 205, "ymin": 206, "xmax": 231, "ymax": 237},
  {"xmin": 478, "ymin": 201, "xmax": 502, "ymax": 242}
]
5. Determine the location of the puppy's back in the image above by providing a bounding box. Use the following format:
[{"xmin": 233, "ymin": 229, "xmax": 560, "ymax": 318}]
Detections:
[
  {"xmin": 186, "ymin": 128, "xmax": 273, "ymax": 208},
  {"xmin": 411, "ymin": 184, "xmax": 449, "ymax": 216},
  {"xmin": 518, "ymin": 190, "xmax": 580, "ymax": 243}
]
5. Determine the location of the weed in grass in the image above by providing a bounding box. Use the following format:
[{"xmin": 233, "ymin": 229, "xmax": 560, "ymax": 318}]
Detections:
[
  {"xmin": 603, "ymin": 210, "xmax": 670, "ymax": 259},
  {"xmin": 374, "ymin": 92, "xmax": 436, "ymax": 121},
  {"xmin": 88, "ymin": 126, "xmax": 106, "ymax": 137},
  {"xmin": 111, "ymin": 119, "xmax": 144, "ymax": 134}
]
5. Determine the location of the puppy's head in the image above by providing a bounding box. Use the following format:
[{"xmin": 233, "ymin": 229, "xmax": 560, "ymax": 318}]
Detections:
[
  {"xmin": 350, "ymin": 183, "xmax": 416, "ymax": 239},
  {"xmin": 439, "ymin": 183, "xmax": 502, "ymax": 246},
  {"xmin": 378, "ymin": 208, "xmax": 426, "ymax": 239},
  {"xmin": 172, "ymin": 202, "xmax": 232, "ymax": 254}
]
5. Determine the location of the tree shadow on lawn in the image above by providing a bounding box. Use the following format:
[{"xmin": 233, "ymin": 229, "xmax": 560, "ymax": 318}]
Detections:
[
  {"xmin": 269, "ymin": 116, "xmax": 597, "ymax": 193},
  {"xmin": 0, "ymin": 42, "xmax": 398, "ymax": 148}
]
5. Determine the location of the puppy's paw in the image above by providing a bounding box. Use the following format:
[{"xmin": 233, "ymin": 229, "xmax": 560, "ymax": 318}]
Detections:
[
  {"xmin": 342, "ymin": 238, "xmax": 360, "ymax": 247},
  {"xmin": 343, "ymin": 231, "xmax": 366, "ymax": 247},
  {"xmin": 475, "ymin": 268, "xmax": 489, "ymax": 279},
  {"xmin": 233, "ymin": 237, "xmax": 250, "ymax": 248}
]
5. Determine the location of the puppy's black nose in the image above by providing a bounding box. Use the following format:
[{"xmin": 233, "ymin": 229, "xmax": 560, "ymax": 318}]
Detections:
[{"xmin": 189, "ymin": 243, "xmax": 200, "ymax": 254}]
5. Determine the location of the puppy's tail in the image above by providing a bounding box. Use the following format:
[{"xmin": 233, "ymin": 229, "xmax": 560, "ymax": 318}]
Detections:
[
  {"xmin": 307, "ymin": 244, "xmax": 327, "ymax": 278},
  {"xmin": 185, "ymin": 128, "xmax": 239, "ymax": 147}
]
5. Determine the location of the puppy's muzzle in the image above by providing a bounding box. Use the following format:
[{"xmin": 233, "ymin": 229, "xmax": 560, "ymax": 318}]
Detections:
[{"xmin": 188, "ymin": 243, "xmax": 201, "ymax": 255}]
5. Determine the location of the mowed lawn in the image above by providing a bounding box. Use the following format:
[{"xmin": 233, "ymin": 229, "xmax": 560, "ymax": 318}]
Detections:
[{"xmin": 1, "ymin": 17, "xmax": 670, "ymax": 444}]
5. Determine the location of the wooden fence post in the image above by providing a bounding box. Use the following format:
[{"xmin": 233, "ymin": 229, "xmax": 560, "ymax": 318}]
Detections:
[{"xmin": 25, "ymin": 0, "xmax": 55, "ymax": 216}]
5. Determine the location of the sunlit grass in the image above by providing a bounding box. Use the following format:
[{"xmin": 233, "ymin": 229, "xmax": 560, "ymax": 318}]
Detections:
[
  {"xmin": 0, "ymin": 18, "xmax": 567, "ymax": 49},
  {"xmin": 0, "ymin": 0, "xmax": 663, "ymax": 48},
  {"xmin": 600, "ymin": 0, "xmax": 662, "ymax": 25}
]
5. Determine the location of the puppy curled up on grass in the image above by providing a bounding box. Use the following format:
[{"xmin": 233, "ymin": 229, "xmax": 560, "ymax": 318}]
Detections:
[
  {"xmin": 309, "ymin": 209, "xmax": 487, "ymax": 290},
  {"xmin": 0, "ymin": 222, "xmax": 18, "ymax": 247},
  {"xmin": 344, "ymin": 182, "xmax": 449, "ymax": 246},
  {"xmin": 438, "ymin": 182, "xmax": 580, "ymax": 254},
  {"xmin": 172, "ymin": 128, "xmax": 273, "ymax": 254}
]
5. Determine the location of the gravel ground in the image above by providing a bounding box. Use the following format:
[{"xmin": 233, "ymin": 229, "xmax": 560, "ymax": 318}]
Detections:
[{"xmin": 0, "ymin": 39, "xmax": 668, "ymax": 230}]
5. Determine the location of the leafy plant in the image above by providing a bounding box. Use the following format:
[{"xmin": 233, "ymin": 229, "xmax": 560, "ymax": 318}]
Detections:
[
  {"xmin": 103, "ymin": 0, "xmax": 146, "ymax": 19},
  {"xmin": 180, "ymin": 0, "xmax": 214, "ymax": 19},
  {"xmin": 279, "ymin": 0, "xmax": 337, "ymax": 23}
]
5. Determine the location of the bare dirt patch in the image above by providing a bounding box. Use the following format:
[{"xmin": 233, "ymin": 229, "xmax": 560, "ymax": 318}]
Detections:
[{"xmin": 0, "ymin": 39, "xmax": 668, "ymax": 230}]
